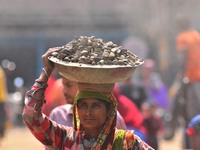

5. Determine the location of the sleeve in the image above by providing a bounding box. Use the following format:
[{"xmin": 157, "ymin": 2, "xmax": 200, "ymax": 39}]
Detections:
[
  {"xmin": 123, "ymin": 130, "xmax": 154, "ymax": 150},
  {"xmin": 133, "ymin": 135, "xmax": 154, "ymax": 150},
  {"xmin": 116, "ymin": 111, "xmax": 126, "ymax": 130},
  {"xmin": 22, "ymin": 85, "xmax": 70, "ymax": 149}
]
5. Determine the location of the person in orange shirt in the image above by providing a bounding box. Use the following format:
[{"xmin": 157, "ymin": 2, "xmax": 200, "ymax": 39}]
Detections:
[
  {"xmin": 176, "ymin": 30, "xmax": 200, "ymax": 121},
  {"xmin": 166, "ymin": 30, "xmax": 200, "ymax": 149},
  {"xmin": 176, "ymin": 30, "xmax": 200, "ymax": 83}
]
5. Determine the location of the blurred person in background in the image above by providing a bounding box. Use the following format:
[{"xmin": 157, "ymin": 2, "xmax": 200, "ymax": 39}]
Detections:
[
  {"xmin": 118, "ymin": 77, "xmax": 147, "ymax": 110},
  {"xmin": 164, "ymin": 29, "xmax": 200, "ymax": 149},
  {"xmin": 113, "ymin": 84, "xmax": 147, "ymax": 141},
  {"xmin": 141, "ymin": 59, "xmax": 169, "ymax": 148},
  {"xmin": 186, "ymin": 114, "xmax": 200, "ymax": 150},
  {"xmin": 47, "ymin": 78, "xmax": 77, "ymax": 127},
  {"xmin": 141, "ymin": 101, "xmax": 164, "ymax": 150},
  {"xmin": 119, "ymin": 36, "xmax": 149, "ymax": 111},
  {"xmin": 141, "ymin": 59, "xmax": 169, "ymax": 112},
  {"xmin": 0, "ymin": 66, "xmax": 8, "ymax": 139},
  {"xmin": 42, "ymin": 70, "xmax": 66, "ymax": 116}
]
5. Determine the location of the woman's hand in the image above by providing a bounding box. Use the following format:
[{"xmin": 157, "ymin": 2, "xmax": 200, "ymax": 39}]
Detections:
[
  {"xmin": 39, "ymin": 47, "xmax": 61, "ymax": 82},
  {"xmin": 42, "ymin": 47, "xmax": 61, "ymax": 75}
]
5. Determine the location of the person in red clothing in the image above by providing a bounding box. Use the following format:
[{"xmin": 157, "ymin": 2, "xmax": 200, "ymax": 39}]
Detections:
[
  {"xmin": 43, "ymin": 74, "xmax": 66, "ymax": 116},
  {"xmin": 113, "ymin": 84, "xmax": 147, "ymax": 141}
]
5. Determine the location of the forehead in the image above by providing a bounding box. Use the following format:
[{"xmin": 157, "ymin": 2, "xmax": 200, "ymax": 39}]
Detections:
[
  {"xmin": 78, "ymin": 98, "xmax": 105, "ymax": 104},
  {"xmin": 62, "ymin": 78, "xmax": 76, "ymax": 84}
]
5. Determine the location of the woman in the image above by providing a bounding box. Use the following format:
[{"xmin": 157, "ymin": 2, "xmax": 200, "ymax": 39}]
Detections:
[{"xmin": 22, "ymin": 47, "xmax": 153, "ymax": 149}]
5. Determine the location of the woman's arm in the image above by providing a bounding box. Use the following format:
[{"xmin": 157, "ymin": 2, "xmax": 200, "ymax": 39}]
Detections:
[{"xmin": 22, "ymin": 47, "xmax": 72, "ymax": 148}]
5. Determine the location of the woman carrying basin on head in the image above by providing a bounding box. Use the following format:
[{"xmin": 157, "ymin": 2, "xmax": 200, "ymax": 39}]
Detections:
[{"xmin": 22, "ymin": 36, "xmax": 153, "ymax": 150}]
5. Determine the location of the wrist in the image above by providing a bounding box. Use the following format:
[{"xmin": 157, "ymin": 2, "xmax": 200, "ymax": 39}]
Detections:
[
  {"xmin": 42, "ymin": 68, "xmax": 49, "ymax": 78},
  {"xmin": 38, "ymin": 69, "xmax": 50, "ymax": 83},
  {"xmin": 34, "ymin": 79, "xmax": 48, "ymax": 89}
]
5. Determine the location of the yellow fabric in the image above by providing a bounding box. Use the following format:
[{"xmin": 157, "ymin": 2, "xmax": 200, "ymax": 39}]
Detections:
[{"xmin": 0, "ymin": 67, "xmax": 7, "ymax": 102}]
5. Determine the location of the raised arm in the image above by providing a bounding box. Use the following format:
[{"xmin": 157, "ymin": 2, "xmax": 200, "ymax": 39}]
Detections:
[{"xmin": 22, "ymin": 47, "xmax": 73, "ymax": 148}]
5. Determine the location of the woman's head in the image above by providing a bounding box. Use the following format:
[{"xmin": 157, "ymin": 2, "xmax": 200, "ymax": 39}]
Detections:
[
  {"xmin": 77, "ymin": 98, "xmax": 111, "ymax": 133},
  {"xmin": 73, "ymin": 91, "xmax": 114, "ymax": 130},
  {"xmin": 73, "ymin": 91, "xmax": 117, "ymax": 147}
]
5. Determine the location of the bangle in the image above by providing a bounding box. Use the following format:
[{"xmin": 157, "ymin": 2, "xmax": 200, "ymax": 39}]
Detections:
[
  {"xmin": 28, "ymin": 90, "xmax": 45, "ymax": 101},
  {"xmin": 42, "ymin": 68, "xmax": 49, "ymax": 78},
  {"xmin": 35, "ymin": 79, "xmax": 48, "ymax": 88}
]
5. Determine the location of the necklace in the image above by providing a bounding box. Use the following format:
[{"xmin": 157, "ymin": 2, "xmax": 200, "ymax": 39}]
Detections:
[
  {"xmin": 83, "ymin": 138, "xmax": 96, "ymax": 147},
  {"xmin": 81, "ymin": 131, "xmax": 97, "ymax": 149}
]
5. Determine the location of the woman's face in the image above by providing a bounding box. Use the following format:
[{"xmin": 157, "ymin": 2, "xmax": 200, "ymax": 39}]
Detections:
[{"xmin": 77, "ymin": 98, "xmax": 110, "ymax": 132}]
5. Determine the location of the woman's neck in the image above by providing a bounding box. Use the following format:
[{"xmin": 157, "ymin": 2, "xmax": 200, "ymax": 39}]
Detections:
[{"xmin": 83, "ymin": 128, "xmax": 100, "ymax": 138}]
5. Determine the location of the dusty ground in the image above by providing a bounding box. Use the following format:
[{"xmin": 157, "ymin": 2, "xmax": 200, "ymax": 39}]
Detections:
[
  {"xmin": 0, "ymin": 127, "xmax": 183, "ymax": 150},
  {"xmin": 0, "ymin": 127, "xmax": 43, "ymax": 150}
]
